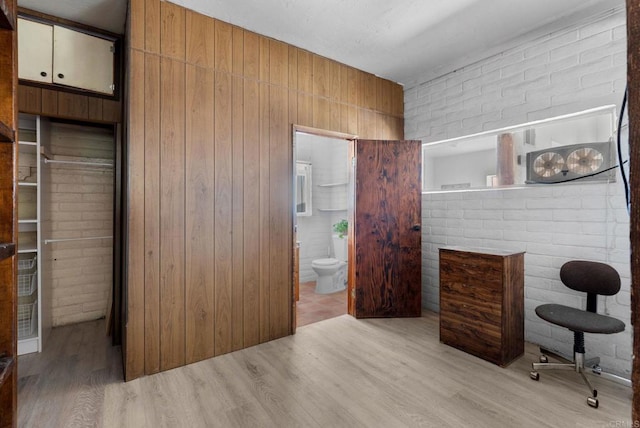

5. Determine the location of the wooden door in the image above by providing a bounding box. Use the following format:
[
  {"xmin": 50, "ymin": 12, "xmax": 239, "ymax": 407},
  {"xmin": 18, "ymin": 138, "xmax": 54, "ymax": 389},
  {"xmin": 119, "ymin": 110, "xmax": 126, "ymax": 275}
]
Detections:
[{"xmin": 348, "ymin": 140, "xmax": 422, "ymax": 318}]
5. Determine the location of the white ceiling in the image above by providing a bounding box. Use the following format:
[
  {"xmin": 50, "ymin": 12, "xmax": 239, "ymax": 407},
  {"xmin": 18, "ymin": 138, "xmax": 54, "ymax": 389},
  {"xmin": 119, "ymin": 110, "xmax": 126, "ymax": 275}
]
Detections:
[{"xmin": 17, "ymin": 0, "xmax": 624, "ymax": 86}]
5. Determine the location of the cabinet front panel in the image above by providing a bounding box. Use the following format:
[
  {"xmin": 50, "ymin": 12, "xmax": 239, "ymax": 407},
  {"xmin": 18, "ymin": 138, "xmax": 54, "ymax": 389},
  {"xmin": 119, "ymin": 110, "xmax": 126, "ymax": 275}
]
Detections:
[
  {"xmin": 18, "ymin": 18, "xmax": 53, "ymax": 84},
  {"xmin": 53, "ymin": 26, "xmax": 114, "ymax": 95},
  {"xmin": 440, "ymin": 251, "xmax": 503, "ymax": 290},
  {"xmin": 440, "ymin": 292, "xmax": 501, "ymax": 328},
  {"xmin": 440, "ymin": 316, "xmax": 501, "ymax": 363}
]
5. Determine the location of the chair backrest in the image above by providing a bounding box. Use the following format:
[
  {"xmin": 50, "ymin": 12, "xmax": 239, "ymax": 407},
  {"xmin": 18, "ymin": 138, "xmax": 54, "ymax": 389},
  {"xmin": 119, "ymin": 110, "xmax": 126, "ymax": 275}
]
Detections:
[{"xmin": 560, "ymin": 260, "xmax": 621, "ymax": 296}]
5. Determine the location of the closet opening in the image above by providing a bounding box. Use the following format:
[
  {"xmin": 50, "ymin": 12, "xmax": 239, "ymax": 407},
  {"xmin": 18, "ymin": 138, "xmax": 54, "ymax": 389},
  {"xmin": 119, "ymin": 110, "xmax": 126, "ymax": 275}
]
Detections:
[{"xmin": 16, "ymin": 113, "xmax": 124, "ymax": 414}]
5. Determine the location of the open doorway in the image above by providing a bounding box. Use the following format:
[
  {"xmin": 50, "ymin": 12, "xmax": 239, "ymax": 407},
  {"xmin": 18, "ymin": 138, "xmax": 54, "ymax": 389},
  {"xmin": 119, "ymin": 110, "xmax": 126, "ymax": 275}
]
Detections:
[{"xmin": 293, "ymin": 127, "xmax": 354, "ymax": 327}]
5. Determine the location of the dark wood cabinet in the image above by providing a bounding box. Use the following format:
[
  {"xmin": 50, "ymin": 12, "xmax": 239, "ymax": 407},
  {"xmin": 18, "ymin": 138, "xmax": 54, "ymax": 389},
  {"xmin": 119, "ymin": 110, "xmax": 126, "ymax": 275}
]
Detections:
[{"xmin": 439, "ymin": 246, "xmax": 525, "ymax": 367}]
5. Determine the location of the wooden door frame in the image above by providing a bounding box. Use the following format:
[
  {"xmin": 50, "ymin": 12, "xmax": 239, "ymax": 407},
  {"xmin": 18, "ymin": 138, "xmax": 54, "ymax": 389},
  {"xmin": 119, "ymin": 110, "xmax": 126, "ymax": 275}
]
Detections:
[{"xmin": 291, "ymin": 125, "xmax": 358, "ymax": 332}]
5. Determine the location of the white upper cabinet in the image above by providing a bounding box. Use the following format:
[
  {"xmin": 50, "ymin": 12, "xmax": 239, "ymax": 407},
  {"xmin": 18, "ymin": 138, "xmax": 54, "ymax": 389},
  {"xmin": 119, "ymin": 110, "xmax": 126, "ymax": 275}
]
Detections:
[
  {"xmin": 18, "ymin": 17, "xmax": 115, "ymax": 95},
  {"xmin": 17, "ymin": 18, "xmax": 53, "ymax": 84},
  {"xmin": 53, "ymin": 26, "xmax": 114, "ymax": 95}
]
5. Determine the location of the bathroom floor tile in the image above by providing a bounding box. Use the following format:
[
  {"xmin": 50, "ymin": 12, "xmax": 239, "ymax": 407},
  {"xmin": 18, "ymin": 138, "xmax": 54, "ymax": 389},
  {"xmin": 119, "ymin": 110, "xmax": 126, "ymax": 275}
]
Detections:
[{"xmin": 296, "ymin": 281, "xmax": 347, "ymax": 327}]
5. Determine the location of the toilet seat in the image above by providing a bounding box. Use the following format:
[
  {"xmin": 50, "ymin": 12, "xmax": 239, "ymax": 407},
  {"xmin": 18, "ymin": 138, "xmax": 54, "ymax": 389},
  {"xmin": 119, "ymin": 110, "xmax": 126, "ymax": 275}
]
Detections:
[{"xmin": 312, "ymin": 258, "xmax": 341, "ymax": 267}]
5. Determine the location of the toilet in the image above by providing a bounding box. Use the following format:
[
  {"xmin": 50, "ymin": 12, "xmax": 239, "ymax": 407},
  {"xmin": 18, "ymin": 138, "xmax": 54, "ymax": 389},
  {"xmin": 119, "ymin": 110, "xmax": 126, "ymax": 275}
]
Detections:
[{"xmin": 311, "ymin": 235, "xmax": 347, "ymax": 294}]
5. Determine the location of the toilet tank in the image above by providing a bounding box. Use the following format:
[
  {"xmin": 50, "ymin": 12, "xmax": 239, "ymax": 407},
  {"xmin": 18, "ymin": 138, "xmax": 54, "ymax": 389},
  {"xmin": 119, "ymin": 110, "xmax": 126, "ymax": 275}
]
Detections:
[{"xmin": 332, "ymin": 235, "xmax": 347, "ymax": 261}]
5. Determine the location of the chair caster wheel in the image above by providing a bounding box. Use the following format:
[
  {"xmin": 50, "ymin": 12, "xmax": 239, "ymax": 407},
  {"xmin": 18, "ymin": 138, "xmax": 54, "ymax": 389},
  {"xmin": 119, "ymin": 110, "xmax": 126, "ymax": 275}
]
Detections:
[
  {"xmin": 530, "ymin": 371, "xmax": 540, "ymax": 381},
  {"xmin": 587, "ymin": 397, "xmax": 599, "ymax": 408},
  {"xmin": 539, "ymin": 355, "xmax": 548, "ymax": 363}
]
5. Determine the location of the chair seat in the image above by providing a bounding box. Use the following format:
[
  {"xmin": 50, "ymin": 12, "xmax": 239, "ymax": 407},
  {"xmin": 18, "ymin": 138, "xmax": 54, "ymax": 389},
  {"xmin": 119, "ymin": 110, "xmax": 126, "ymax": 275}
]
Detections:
[{"xmin": 535, "ymin": 304, "xmax": 625, "ymax": 334}]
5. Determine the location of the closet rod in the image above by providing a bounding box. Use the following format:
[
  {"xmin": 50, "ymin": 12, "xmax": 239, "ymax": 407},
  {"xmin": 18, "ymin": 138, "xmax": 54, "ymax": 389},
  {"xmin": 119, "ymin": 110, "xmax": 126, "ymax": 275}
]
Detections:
[
  {"xmin": 44, "ymin": 159, "xmax": 113, "ymax": 168},
  {"xmin": 44, "ymin": 236, "xmax": 112, "ymax": 245}
]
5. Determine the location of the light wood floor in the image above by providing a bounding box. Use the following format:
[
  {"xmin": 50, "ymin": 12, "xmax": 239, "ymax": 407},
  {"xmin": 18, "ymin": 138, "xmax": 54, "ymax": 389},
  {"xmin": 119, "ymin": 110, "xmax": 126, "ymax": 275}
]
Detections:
[
  {"xmin": 20, "ymin": 314, "xmax": 632, "ymax": 427},
  {"xmin": 17, "ymin": 319, "xmax": 122, "ymax": 428}
]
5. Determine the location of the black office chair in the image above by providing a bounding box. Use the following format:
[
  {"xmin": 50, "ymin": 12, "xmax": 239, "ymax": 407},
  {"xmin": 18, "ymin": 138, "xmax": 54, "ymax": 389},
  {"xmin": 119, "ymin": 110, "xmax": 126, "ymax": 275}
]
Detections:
[{"xmin": 529, "ymin": 260, "xmax": 625, "ymax": 408}]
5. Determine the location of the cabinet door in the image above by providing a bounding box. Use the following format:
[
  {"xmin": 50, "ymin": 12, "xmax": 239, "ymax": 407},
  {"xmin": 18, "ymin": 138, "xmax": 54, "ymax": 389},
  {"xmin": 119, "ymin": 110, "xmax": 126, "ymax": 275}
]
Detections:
[
  {"xmin": 53, "ymin": 26, "xmax": 114, "ymax": 95},
  {"xmin": 18, "ymin": 18, "xmax": 53, "ymax": 84}
]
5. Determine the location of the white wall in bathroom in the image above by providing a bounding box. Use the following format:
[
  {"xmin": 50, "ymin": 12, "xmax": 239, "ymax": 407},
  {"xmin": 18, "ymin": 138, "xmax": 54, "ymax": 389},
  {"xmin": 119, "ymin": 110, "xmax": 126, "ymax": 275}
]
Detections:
[{"xmin": 296, "ymin": 133, "xmax": 350, "ymax": 283}]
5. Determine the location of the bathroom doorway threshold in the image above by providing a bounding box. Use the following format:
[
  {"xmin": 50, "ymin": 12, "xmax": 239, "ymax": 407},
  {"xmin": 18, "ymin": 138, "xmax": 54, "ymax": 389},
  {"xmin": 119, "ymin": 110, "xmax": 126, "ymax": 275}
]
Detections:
[{"xmin": 296, "ymin": 281, "xmax": 348, "ymax": 327}]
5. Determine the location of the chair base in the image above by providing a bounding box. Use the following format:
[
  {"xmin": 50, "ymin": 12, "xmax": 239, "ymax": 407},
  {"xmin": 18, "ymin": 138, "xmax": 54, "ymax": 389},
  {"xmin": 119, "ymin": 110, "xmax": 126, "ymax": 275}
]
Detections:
[
  {"xmin": 531, "ymin": 351, "xmax": 601, "ymax": 408},
  {"xmin": 535, "ymin": 346, "xmax": 631, "ymax": 387}
]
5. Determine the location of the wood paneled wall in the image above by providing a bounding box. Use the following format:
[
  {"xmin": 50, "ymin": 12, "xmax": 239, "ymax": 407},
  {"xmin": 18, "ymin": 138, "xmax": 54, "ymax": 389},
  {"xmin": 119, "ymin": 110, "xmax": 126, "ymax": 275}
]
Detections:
[
  {"xmin": 17, "ymin": 84, "xmax": 122, "ymax": 124},
  {"xmin": 125, "ymin": 0, "xmax": 404, "ymax": 380}
]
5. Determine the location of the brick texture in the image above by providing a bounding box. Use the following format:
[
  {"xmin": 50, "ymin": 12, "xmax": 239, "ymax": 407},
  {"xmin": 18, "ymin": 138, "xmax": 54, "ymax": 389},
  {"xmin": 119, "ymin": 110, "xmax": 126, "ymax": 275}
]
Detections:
[
  {"xmin": 406, "ymin": 9, "xmax": 631, "ymax": 376},
  {"xmin": 46, "ymin": 122, "xmax": 114, "ymax": 327}
]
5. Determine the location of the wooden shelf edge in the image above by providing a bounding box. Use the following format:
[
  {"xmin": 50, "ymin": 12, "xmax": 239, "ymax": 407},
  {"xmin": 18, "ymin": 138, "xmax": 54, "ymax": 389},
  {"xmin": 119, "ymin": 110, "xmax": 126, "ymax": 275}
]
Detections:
[
  {"xmin": 0, "ymin": 356, "xmax": 15, "ymax": 387},
  {"xmin": 0, "ymin": 120, "xmax": 15, "ymax": 143},
  {"xmin": 0, "ymin": 243, "xmax": 15, "ymax": 261}
]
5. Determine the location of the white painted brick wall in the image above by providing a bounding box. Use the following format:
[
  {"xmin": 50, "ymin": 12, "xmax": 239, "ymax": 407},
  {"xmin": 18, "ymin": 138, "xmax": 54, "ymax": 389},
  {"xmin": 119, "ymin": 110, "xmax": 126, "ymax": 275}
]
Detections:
[
  {"xmin": 406, "ymin": 9, "xmax": 631, "ymax": 376},
  {"xmin": 46, "ymin": 123, "xmax": 114, "ymax": 327}
]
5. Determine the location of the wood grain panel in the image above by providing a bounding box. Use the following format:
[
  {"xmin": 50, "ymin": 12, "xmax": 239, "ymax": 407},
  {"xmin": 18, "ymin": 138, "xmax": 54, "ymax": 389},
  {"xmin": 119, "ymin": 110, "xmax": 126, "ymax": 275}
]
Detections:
[
  {"xmin": 42, "ymin": 89, "xmax": 58, "ymax": 116},
  {"xmin": 243, "ymin": 32, "xmax": 260, "ymax": 81},
  {"xmin": 231, "ymin": 75, "xmax": 244, "ymax": 351},
  {"xmin": 329, "ymin": 101, "xmax": 340, "ymax": 131},
  {"xmin": 359, "ymin": 72, "xmax": 377, "ymax": 110},
  {"xmin": 288, "ymin": 46, "xmax": 298, "ymax": 91},
  {"xmin": 269, "ymin": 85, "xmax": 289, "ymax": 339},
  {"xmin": 186, "ymin": 9, "xmax": 215, "ymax": 69},
  {"xmin": 391, "ymin": 83, "xmax": 404, "ymax": 117},
  {"xmin": 354, "ymin": 140, "xmax": 399, "ymax": 318},
  {"xmin": 144, "ymin": 54, "xmax": 161, "ymax": 375},
  {"xmin": 145, "ymin": 0, "xmax": 160, "ymax": 54},
  {"xmin": 297, "ymin": 93, "xmax": 313, "ymax": 127},
  {"xmin": 214, "ymin": 20, "xmax": 232, "ymax": 73},
  {"xmin": 243, "ymin": 78, "xmax": 260, "ymax": 347},
  {"xmin": 439, "ymin": 248, "xmax": 524, "ymax": 367},
  {"xmin": 0, "ymin": 12, "xmax": 16, "ymax": 416},
  {"xmin": 185, "ymin": 65, "xmax": 215, "ymax": 363},
  {"xmin": 270, "ymin": 40, "xmax": 288, "ymax": 86},
  {"xmin": 102, "ymin": 99, "xmax": 121, "ymax": 123},
  {"xmin": 159, "ymin": 57, "xmax": 186, "ymax": 371},
  {"xmin": 502, "ymin": 253, "xmax": 525, "ymax": 365},
  {"xmin": 313, "ymin": 97, "xmax": 330, "ymax": 130},
  {"xmin": 297, "ymin": 49, "xmax": 312, "ymax": 93},
  {"xmin": 88, "ymin": 97, "xmax": 103, "ymax": 121},
  {"xmin": 41, "ymin": 89, "xmax": 57, "ymax": 116},
  {"xmin": 357, "ymin": 109, "xmax": 378, "ymax": 139},
  {"xmin": 160, "ymin": 1, "xmax": 185, "ymax": 60},
  {"xmin": 312, "ymin": 55, "xmax": 329, "ymax": 97},
  {"xmin": 259, "ymin": 36, "xmax": 269, "ymax": 82},
  {"xmin": 259, "ymin": 82, "xmax": 270, "ymax": 342},
  {"xmin": 17, "ymin": 84, "xmax": 40, "ymax": 114},
  {"xmin": 124, "ymin": 0, "xmax": 406, "ymax": 379},
  {"xmin": 232, "ymin": 27, "xmax": 243, "ymax": 76},
  {"xmin": 354, "ymin": 140, "xmax": 422, "ymax": 318},
  {"xmin": 129, "ymin": 0, "xmax": 144, "ymax": 50},
  {"xmin": 376, "ymin": 79, "xmax": 391, "ymax": 115},
  {"xmin": 214, "ymin": 71, "xmax": 233, "ymax": 355},
  {"xmin": 328, "ymin": 59, "xmax": 340, "ymax": 101},
  {"xmin": 392, "ymin": 116, "xmax": 404, "ymax": 140},
  {"xmin": 340, "ymin": 104, "xmax": 358, "ymax": 136},
  {"xmin": 125, "ymin": 48, "xmax": 146, "ymax": 381},
  {"xmin": 57, "ymin": 92, "xmax": 88, "ymax": 120}
]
